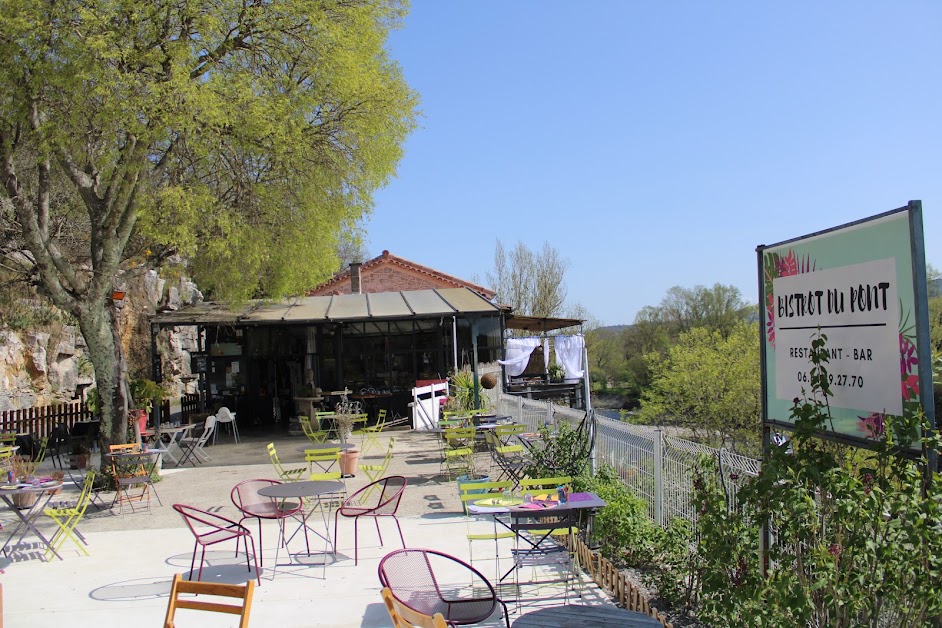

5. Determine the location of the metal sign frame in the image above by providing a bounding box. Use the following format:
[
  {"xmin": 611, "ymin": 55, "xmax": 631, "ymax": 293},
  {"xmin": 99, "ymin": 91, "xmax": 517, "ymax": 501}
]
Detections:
[{"xmin": 756, "ymin": 201, "xmax": 935, "ymax": 458}]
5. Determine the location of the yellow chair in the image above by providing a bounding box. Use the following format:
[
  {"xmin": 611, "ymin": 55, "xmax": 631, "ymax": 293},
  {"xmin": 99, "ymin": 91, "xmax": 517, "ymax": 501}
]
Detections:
[
  {"xmin": 360, "ymin": 409, "xmax": 387, "ymax": 454},
  {"xmin": 304, "ymin": 447, "xmax": 342, "ymax": 481},
  {"xmin": 361, "ymin": 437, "xmax": 394, "ymax": 482},
  {"xmin": 381, "ymin": 587, "xmax": 448, "ymax": 628},
  {"xmin": 517, "ymin": 476, "xmax": 579, "ymax": 536},
  {"xmin": 349, "ymin": 413, "xmax": 370, "ymax": 445},
  {"xmin": 459, "ymin": 480, "xmax": 517, "ymax": 582},
  {"xmin": 494, "ymin": 423, "xmax": 526, "ymax": 445},
  {"xmin": 267, "ymin": 443, "xmax": 304, "ymax": 481},
  {"xmin": 164, "ymin": 573, "xmax": 254, "ymax": 628},
  {"xmin": 43, "ymin": 470, "xmax": 96, "ymax": 558},
  {"xmin": 442, "ymin": 427, "xmax": 475, "ymax": 479},
  {"xmin": 299, "ymin": 416, "xmax": 330, "ymax": 445}
]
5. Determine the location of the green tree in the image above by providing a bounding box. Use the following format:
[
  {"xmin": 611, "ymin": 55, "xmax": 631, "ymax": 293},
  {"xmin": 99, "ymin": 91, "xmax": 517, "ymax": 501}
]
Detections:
[
  {"xmin": 659, "ymin": 283, "xmax": 754, "ymax": 337},
  {"xmin": 585, "ymin": 326, "xmax": 622, "ymax": 390},
  {"xmin": 0, "ymin": 0, "xmax": 417, "ymax": 449},
  {"xmin": 638, "ymin": 321, "xmax": 761, "ymax": 455}
]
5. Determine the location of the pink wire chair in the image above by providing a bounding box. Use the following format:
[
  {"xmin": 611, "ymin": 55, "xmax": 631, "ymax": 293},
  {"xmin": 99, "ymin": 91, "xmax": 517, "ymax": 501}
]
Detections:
[
  {"xmin": 172, "ymin": 503, "xmax": 260, "ymax": 586},
  {"xmin": 231, "ymin": 479, "xmax": 302, "ymax": 567},
  {"xmin": 378, "ymin": 548, "xmax": 510, "ymax": 627},
  {"xmin": 333, "ymin": 475, "xmax": 407, "ymax": 565}
]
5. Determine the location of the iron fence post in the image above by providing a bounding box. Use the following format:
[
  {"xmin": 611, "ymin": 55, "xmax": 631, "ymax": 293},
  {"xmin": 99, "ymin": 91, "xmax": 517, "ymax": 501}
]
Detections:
[{"xmin": 654, "ymin": 427, "xmax": 664, "ymax": 527}]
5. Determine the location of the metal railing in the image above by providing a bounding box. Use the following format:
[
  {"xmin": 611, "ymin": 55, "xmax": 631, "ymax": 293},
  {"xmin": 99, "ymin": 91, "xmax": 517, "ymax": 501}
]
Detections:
[{"xmin": 496, "ymin": 392, "xmax": 762, "ymax": 528}]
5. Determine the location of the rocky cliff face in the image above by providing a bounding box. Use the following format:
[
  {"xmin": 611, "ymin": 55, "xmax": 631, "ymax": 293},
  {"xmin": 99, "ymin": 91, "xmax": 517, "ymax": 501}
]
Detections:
[{"xmin": 0, "ymin": 269, "xmax": 203, "ymax": 413}]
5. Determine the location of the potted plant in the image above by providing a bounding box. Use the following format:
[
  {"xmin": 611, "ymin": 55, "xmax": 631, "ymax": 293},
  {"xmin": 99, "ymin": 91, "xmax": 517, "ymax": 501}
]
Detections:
[
  {"xmin": 69, "ymin": 439, "xmax": 90, "ymax": 470},
  {"xmin": 130, "ymin": 377, "xmax": 167, "ymax": 434},
  {"xmin": 332, "ymin": 406, "xmax": 362, "ymax": 475},
  {"xmin": 442, "ymin": 366, "xmax": 489, "ymax": 416},
  {"xmin": 9, "ymin": 455, "xmax": 39, "ymax": 508},
  {"xmin": 548, "ymin": 361, "xmax": 565, "ymax": 383}
]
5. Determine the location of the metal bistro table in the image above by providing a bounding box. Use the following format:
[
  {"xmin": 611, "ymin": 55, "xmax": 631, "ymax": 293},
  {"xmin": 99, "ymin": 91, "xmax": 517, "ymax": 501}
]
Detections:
[
  {"xmin": 512, "ymin": 603, "xmax": 664, "ymax": 627},
  {"xmin": 295, "ymin": 442, "xmax": 356, "ymax": 454},
  {"xmin": 0, "ymin": 480, "xmax": 65, "ymax": 560},
  {"xmin": 256, "ymin": 479, "xmax": 344, "ymax": 571},
  {"xmin": 469, "ymin": 492, "xmax": 607, "ymax": 583}
]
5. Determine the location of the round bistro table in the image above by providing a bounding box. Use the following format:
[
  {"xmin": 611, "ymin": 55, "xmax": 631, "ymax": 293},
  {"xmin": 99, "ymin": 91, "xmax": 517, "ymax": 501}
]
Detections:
[
  {"xmin": 295, "ymin": 442, "xmax": 356, "ymax": 454},
  {"xmin": 511, "ymin": 603, "xmax": 664, "ymax": 627},
  {"xmin": 257, "ymin": 479, "xmax": 345, "ymax": 564}
]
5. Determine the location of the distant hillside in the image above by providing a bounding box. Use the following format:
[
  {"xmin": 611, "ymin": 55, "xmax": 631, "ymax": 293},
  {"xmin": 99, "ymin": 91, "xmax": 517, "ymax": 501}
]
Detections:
[{"xmin": 594, "ymin": 324, "xmax": 630, "ymax": 335}]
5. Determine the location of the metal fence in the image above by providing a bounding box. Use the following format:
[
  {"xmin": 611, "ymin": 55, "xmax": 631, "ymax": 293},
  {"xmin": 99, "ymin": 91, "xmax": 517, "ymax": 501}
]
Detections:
[{"xmin": 496, "ymin": 392, "xmax": 762, "ymax": 528}]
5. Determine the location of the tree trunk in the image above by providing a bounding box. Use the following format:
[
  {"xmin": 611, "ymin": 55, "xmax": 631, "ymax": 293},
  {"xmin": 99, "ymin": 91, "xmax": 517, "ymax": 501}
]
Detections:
[{"xmin": 78, "ymin": 300, "xmax": 129, "ymax": 460}]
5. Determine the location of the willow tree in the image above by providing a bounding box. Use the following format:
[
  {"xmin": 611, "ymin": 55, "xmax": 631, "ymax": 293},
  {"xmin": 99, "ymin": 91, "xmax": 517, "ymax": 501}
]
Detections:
[{"xmin": 0, "ymin": 0, "xmax": 417, "ymax": 448}]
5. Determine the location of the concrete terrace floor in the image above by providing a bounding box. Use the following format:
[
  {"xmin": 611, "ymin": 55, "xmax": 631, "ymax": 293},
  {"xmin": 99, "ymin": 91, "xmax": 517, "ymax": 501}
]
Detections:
[{"xmin": 1, "ymin": 428, "xmax": 614, "ymax": 627}]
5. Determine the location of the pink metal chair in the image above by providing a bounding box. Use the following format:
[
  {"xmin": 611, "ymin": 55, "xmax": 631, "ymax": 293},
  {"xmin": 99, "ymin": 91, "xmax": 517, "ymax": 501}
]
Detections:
[
  {"xmin": 378, "ymin": 548, "xmax": 510, "ymax": 627},
  {"xmin": 230, "ymin": 479, "xmax": 302, "ymax": 567},
  {"xmin": 172, "ymin": 503, "xmax": 260, "ymax": 586},
  {"xmin": 334, "ymin": 475, "xmax": 407, "ymax": 565}
]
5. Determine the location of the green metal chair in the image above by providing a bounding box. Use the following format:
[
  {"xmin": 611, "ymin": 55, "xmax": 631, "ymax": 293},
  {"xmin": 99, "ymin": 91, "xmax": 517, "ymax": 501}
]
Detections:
[
  {"xmin": 267, "ymin": 442, "xmax": 304, "ymax": 482},
  {"xmin": 299, "ymin": 416, "xmax": 330, "ymax": 445}
]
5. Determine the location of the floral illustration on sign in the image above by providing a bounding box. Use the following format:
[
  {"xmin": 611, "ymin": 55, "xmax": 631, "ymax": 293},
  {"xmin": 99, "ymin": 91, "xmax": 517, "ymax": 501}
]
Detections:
[
  {"xmin": 898, "ymin": 308, "xmax": 920, "ymax": 407},
  {"xmin": 764, "ymin": 249, "xmax": 816, "ymax": 348},
  {"xmin": 856, "ymin": 412, "xmax": 885, "ymax": 439}
]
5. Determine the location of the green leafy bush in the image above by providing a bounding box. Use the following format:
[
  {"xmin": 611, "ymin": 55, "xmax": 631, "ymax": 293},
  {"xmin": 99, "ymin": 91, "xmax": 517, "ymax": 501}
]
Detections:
[
  {"xmin": 524, "ymin": 419, "xmax": 591, "ymax": 479},
  {"xmin": 692, "ymin": 332, "xmax": 942, "ymax": 627}
]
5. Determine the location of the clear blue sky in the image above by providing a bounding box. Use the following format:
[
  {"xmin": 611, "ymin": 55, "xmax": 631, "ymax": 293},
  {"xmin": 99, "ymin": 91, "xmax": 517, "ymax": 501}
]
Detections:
[{"xmin": 368, "ymin": 2, "xmax": 941, "ymax": 326}]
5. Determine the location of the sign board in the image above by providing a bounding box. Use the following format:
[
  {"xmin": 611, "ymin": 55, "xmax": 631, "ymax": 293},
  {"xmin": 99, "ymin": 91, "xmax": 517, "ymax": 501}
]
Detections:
[
  {"xmin": 190, "ymin": 353, "xmax": 208, "ymax": 374},
  {"xmin": 757, "ymin": 202, "xmax": 934, "ymax": 452}
]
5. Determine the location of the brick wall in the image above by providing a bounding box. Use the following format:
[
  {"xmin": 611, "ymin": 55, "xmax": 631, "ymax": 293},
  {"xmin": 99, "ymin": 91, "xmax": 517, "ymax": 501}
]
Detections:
[{"xmin": 323, "ymin": 267, "xmax": 455, "ymax": 294}]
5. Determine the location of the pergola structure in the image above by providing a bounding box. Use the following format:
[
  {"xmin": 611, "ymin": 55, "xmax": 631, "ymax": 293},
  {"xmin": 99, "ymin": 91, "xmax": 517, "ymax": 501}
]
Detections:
[{"xmin": 150, "ymin": 288, "xmax": 504, "ymax": 427}]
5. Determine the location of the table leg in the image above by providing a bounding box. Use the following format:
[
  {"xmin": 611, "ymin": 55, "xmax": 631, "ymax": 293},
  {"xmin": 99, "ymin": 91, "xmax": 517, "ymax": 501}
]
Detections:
[{"xmin": 0, "ymin": 493, "xmax": 62, "ymax": 560}]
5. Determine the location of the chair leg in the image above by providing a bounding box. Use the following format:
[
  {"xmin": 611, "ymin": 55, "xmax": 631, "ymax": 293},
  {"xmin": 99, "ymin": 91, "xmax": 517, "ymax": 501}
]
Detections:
[
  {"xmin": 374, "ymin": 516, "xmax": 384, "ymax": 546},
  {"xmin": 257, "ymin": 519, "xmax": 264, "ymax": 568},
  {"xmin": 353, "ymin": 517, "xmax": 359, "ymax": 565},
  {"xmin": 393, "ymin": 516, "xmax": 405, "ymax": 549}
]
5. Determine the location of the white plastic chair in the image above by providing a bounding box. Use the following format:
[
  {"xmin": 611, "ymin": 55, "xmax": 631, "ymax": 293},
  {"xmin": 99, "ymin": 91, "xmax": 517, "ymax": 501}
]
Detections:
[
  {"xmin": 178, "ymin": 415, "xmax": 216, "ymax": 465},
  {"xmin": 213, "ymin": 406, "xmax": 241, "ymax": 444}
]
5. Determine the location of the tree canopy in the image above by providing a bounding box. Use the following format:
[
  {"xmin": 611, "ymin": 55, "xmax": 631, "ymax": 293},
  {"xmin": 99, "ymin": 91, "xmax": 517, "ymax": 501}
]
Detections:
[
  {"xmin": 487, "ymin": 239, "xmax": 570, "ymax": 318},
  {"xmin": 0, "ymin": 0, "xmax": 417, "ymax": 445},
  {"xmin": 637, "ymin": 321, "xmax": 761, "ymax": 455}
]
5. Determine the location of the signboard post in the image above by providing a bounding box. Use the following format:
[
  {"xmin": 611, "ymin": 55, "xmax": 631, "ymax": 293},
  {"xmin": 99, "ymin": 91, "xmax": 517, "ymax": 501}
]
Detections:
[{"xmin": 757, "ymin": 201, "xmax": 935, "ymax": 457}]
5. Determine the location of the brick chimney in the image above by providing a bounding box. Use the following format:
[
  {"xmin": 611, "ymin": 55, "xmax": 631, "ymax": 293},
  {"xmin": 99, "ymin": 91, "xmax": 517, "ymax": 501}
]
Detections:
[{"xmin": 350, "ymin": 262, "xmax": 362, "ymax": 294}]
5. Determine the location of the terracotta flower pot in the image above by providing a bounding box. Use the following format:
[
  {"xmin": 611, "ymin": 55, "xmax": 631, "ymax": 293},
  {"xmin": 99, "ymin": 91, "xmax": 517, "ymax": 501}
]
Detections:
[
  {"xmin": 13, "ymin": 491, "xmax": 38, "ymax": 509},
  {"xmin": 340, "ymin": 449, "xmax": 360, "ymax": 476}
]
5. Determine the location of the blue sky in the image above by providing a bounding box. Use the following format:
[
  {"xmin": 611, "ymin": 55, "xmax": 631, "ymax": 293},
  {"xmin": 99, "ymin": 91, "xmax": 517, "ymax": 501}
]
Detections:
[{"xmin": 368, "ymin": 2, "xmax": 941, "ymax": 326}]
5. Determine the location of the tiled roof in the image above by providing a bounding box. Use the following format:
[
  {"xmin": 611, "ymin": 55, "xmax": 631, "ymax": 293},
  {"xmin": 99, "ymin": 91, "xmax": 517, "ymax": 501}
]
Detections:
[{"xmin": 308, "ymin": 250, "xmax": 496, "ymax": 300}]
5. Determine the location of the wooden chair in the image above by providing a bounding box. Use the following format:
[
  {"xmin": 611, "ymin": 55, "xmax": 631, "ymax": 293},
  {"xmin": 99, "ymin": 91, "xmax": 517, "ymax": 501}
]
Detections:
[
  {"xmin": 109, "ymin": 443, "xmax": 141, "ymax": 454},
  {"xmin": 164, "ymin": 573, "xmax": 254, "ymax": 628},
  {"xmin": 381, "ymin": 587, "xmax": 448, "ymax": 628}
]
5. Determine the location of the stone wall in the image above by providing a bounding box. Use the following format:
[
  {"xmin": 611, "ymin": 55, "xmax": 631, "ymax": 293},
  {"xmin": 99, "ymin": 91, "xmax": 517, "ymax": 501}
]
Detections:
[{"xmin": 0, "ymin": 269, "xmax": 203, "ymax": 413}]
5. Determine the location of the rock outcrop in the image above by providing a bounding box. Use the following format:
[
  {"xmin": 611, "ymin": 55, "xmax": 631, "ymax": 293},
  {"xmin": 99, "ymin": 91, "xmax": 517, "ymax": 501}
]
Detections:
[{"xmin": 0, "ymin": 269, "xmax": 203, "ymax": 413}]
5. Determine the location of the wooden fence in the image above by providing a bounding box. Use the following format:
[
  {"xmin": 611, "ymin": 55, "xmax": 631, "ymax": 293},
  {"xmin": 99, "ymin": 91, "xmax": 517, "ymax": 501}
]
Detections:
[
  {"xmin": 570, "ymin": 535, "xmax": 673, "ymax": 627},
  {"xmin": 0, "ymin": 400, "xmax": 92, "ymax": 438},
  {"xmin": 1, "ymin": 394, "xmax": 203, "ymax": 437}
]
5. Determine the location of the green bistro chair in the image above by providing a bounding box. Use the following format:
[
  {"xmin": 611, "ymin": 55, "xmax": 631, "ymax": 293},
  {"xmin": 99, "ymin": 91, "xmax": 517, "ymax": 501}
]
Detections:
[
  {"xmin": 459, "ymin": 480, "xmax": 517, "ymax": 583},
  {"xmin": 300, "ymin": 416, "xmax": 330, "ymax": 445},
  {"xmin": 360, "ymin": 409, "xmax": 388, "ymax": 454},
  {"xmin": 267, "ymin": 442, "xmax": 304, "ymax": 482}
]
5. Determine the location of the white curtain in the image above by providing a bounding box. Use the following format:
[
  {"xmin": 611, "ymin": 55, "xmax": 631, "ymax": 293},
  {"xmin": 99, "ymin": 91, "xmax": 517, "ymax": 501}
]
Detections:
[
  {"xmin": 498, "ymin": 337, "xmax": 541, "ymax": 377},
  {"xmin": 554, "ymin": 335, "xmax": 585, "ymax": 379}
]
